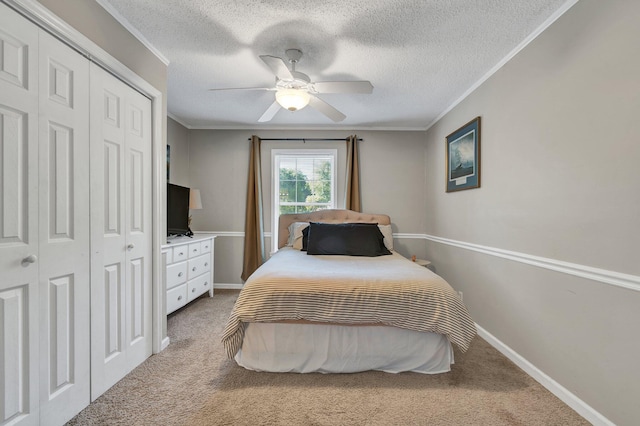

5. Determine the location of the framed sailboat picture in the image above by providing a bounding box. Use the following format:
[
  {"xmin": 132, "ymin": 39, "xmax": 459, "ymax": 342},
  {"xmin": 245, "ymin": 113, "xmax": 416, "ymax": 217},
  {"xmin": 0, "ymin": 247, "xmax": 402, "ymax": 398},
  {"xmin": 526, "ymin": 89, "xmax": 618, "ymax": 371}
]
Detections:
[{"xmin": 446, "ymin": 117, "xmax": 481, "ymax": 192}]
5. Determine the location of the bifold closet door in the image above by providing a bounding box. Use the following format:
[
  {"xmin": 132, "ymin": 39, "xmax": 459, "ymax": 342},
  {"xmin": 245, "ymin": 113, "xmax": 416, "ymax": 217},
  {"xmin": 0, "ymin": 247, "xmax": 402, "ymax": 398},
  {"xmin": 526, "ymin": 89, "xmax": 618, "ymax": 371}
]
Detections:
[
  {"xmin": 0, "ymin": 5, "xmax": 40, "ymax": 424},
  {"xmin": 36, "ymin": 30, "xmax": 91, "ymax": 426},
  {"xmin": 90, "ymin": 63, "xmax": 153, "ymax": 400},
  {"xmin": 0, "ymin": 4, "xmax": 91, "ymax": 425}
]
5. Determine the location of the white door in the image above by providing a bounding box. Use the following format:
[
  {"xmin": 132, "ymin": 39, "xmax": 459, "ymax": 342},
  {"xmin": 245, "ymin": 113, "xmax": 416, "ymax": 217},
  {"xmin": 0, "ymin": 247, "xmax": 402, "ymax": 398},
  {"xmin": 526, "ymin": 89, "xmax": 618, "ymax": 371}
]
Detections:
[
  {"xmin": 0, "ymin": 4, "xmax": 40, "ymax": 425},
  {"xmin": 37, "ymin": 30, "xmax": 91, "ymax": 426},
  {"xmin": 90, "ymin": 63, "xmax": 152, "ymax": 400},
  {"xmin": 123, "ymin": 82, "xmax": 153, "ymax": 371}
]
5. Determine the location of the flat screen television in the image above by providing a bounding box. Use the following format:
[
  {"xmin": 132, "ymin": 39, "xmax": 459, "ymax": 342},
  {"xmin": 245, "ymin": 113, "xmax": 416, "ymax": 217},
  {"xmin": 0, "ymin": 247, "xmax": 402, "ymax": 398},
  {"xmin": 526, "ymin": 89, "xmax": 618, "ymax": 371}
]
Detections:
[{"xmin": 167, "ymin": 183, "xmax": 190, "ymax": 236}]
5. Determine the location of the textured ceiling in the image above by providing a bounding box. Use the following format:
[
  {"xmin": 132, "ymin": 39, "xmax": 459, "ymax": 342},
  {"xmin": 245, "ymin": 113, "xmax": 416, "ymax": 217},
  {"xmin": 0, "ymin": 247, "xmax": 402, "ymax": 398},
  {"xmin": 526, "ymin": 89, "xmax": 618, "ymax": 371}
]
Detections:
[{"xmin": 101, "ymin": 0, "xmax": 572, "ymax": 130}]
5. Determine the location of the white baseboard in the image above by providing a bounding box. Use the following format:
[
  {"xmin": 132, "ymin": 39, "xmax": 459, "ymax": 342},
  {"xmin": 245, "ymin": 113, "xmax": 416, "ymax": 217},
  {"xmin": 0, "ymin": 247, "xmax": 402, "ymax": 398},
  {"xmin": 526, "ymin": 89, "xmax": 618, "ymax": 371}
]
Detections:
[
  {"xmin": 475, "ymin": 324, "xmax": 613, "ymax": 426},
  {"xmin": 160, "ymin": 336, "xmax": 170, "ymax": 351},
  {"xmin": 214, "ymin": 283, "xmax": 243, "ymax": 290}
]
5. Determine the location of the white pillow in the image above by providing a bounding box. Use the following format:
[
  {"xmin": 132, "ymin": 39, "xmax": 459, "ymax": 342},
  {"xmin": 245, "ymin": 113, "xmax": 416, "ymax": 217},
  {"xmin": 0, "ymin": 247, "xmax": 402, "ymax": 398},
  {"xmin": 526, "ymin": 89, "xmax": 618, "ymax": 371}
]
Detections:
[
  {"xmin": 287, "ymin": 222, "xmax": 310, "ymax": 249},
  {"xmin": 378, "ymin": 224, "xmax": 394, "ymax": 251}
]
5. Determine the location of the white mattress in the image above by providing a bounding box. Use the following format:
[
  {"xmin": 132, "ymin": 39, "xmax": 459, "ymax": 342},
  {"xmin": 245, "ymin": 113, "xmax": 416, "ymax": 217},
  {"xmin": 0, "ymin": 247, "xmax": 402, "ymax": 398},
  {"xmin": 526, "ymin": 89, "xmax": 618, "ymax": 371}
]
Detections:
[{"xmin": 235, "ymin": 322, "xmax": 454, "ymax": 374}]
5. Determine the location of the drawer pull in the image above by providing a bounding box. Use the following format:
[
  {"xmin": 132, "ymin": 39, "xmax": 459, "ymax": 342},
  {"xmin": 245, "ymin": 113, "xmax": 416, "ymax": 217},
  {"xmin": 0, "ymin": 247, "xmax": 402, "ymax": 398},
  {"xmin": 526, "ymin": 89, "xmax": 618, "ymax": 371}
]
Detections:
[
  {"xmin": 178, "ymin": 272, "xmax": 183, "ymax": 277},
  {"xmin": 178, "ymin": 251, "xmax": 184, "ymax": 256},
  {"xmin": 192, "ymin": 288, "xmax": 196, "ymax": 293},
  {"xmin": 204, "ymin": 262, "xmax": 208, "ymax": 267},
  {"xmin": 192, "ymin": 267, "xmax": 197, "ymax": 272},
  {"xmin": 204, "ymin": 282, "xmax": 208, "ymax": 286},
  {"xmin": 177, "ymin": 295, "xmax": 182, "ymax": 301},
  {"xmin": 193, "ymin": 248, "xmax": 198, "ymax": 252}
]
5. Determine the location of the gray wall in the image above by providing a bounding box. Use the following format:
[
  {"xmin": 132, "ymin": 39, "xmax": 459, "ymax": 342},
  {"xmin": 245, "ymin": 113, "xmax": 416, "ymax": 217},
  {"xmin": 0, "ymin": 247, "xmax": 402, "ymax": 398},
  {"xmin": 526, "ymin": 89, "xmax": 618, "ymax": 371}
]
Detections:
[
  {"xmin": 186, "ymin": 129, "xmax": 428, "ymax": 284},
  {"xmin": 167, "ymin": 118, "xmax": 190, "ymax": 186},
  {"xmin": 424, "ymin": 0, "xmax": 639, "ymax": 424}
]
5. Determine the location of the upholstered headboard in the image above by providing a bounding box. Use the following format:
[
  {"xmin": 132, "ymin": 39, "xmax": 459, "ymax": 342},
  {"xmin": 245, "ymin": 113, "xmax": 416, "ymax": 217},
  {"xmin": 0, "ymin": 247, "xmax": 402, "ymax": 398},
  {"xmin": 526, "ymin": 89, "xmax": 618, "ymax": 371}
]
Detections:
[{"xmin": 278, "ymin": 209, "xmax": 391, "ymax": 249}]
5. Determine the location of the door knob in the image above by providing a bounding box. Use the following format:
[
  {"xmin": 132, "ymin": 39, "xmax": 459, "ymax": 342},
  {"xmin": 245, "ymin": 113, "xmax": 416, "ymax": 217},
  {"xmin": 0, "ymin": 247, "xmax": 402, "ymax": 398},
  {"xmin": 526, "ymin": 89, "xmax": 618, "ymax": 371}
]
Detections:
[
  {"xmin": 127, "ymin": 243, "xmax": 135, "ymax": 250},
  {"xmin": 22, "ymin": 254, "xmax": 37, "ymax": 267}
]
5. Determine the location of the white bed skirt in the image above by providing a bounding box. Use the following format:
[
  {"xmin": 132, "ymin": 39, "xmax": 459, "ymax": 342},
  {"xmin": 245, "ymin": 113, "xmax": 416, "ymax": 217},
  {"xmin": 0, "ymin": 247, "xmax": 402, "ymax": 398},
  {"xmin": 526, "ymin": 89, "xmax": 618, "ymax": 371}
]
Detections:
[{"xmin": 235, "ymin": 322, "xmax": 454, "ymax": 374}]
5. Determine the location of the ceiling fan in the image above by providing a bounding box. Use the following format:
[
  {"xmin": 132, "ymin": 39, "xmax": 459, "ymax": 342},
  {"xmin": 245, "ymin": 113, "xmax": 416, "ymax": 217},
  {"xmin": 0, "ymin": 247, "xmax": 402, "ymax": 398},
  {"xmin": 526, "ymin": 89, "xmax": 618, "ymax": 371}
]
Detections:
[{"xmin": 209, "ymin": 49, "xmax": 373, "ymax": 122}]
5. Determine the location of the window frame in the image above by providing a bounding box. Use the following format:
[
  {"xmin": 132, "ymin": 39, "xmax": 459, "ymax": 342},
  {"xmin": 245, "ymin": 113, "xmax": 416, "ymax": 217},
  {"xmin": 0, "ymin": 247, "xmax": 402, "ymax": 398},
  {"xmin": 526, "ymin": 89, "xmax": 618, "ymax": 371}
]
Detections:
[{"xmin": 271, "ymin": 148, "xmax": 337, "ymax": 253}]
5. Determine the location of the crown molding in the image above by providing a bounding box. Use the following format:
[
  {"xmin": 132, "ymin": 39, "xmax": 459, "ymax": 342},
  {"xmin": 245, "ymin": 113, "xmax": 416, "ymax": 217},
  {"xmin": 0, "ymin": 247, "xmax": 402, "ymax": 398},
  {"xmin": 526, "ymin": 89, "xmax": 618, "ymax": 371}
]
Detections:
[
  {"xmin": 167, "ymin": 113, "xmax": 192, "ymax": 129},
  {"xmin": 95, "ymin": 0, "xmax": 169, "ymax": 65},
  {"xmin": 185, "ymin": 124, "xmax": 429, "ymax": 132},
  {"xmin": 425, "ymin": 0, "xmax": 580, "ymax": 131}
]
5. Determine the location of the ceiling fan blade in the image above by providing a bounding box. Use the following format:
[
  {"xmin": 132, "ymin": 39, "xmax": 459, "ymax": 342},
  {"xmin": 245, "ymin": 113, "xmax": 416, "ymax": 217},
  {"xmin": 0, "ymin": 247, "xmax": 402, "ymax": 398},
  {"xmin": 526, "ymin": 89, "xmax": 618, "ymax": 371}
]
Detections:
[
  {"xmin": 259, "ymin": 55, "xmax": 294, "ymax": 81},
  {"xmin": 308, "ymin": 95, "xmax": 346, "ymax": 122},
  {"xmin": 258, "ymin": 100, "xmax": 281, "ymax": 122},
  {"xmin": 313, "ymin": 81, "xmax": 373, "ymax": 94},
  {"xmin": 208, "ymin": 87, "xmax": 274, "ymax": 92}
]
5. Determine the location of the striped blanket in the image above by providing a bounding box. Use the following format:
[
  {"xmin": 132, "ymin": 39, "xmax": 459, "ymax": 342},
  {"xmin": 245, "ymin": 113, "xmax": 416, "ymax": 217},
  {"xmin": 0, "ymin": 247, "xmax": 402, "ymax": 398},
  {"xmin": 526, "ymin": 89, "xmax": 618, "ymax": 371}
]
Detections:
[{"xmin": 222, "ymin": 248, "xmax": 476, "ymax": 359}]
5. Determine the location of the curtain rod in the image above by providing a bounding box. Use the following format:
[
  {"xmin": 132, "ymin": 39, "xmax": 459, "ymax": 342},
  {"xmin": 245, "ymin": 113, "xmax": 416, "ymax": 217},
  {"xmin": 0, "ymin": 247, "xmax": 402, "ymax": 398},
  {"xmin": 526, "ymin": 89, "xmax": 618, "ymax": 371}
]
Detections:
[{"xmin": 247, "ymin": 138, "xmax": 363, "ymax": 142}]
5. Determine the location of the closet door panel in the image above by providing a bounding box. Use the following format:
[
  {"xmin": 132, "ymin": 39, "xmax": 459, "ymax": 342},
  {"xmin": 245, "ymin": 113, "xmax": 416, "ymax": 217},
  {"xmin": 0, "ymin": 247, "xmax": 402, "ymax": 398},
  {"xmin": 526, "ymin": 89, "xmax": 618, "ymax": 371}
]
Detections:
[
  {"xmin": 90, "ymin": 64, "xmax": 152, "ymax": 399},
  {"xmin": 124, "ymin": 91, "xmax": 152, "ymax": 367},
  {"xmin": 0, "ymin": 107, "xmax": 31, "ymax": 244},
  {"xmin": 37, "ymin": 30, "xmax": 90, "ymax": 426},
  {"xmin": 104, "ymin": 263, "xmax": 123, "ymax": 357},
  {"xmin": 129, "ymin": 258, "xmax": 144, "ymax": 342},
  {"xmin": 90, "ymin": 64, "xmax": 128, "ymax": 398},
  {"xmin": 101, "ymin": 138, "xmax": 126, "ymax": 367},
  {"xmin": 0, "ymin": 4, "xmax": 39, "ymax": 425},
  {"xmin": 0, "ymin": 287, "xmax": 33, "ymax": 425}
]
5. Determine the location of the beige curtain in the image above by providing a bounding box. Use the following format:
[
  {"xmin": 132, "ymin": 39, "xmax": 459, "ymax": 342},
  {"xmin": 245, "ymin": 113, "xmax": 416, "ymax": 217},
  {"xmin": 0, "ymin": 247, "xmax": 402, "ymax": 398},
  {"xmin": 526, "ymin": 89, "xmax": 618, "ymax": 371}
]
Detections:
[
  {"xmin": 241, "ymin": 136, "xmax": 265, "ymax": 281},
  {"xmin": 345, "ymin": 135, "xmax": 362, "ymax": 212}
]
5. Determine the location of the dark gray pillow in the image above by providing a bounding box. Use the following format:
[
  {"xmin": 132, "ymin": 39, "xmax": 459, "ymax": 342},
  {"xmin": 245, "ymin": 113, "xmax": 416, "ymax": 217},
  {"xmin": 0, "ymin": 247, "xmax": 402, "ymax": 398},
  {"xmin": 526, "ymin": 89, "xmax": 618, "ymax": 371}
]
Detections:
[
  {"xmin": 302, "ymin": 222, "xmax": 378, "ymax": 251},
  {"xmin": 301, "ymin": 225, "xmax": 310, "ymax": 251},
  {"xmin": 306, "ymin": 222, "xmax": 391, "ymax": 256}
]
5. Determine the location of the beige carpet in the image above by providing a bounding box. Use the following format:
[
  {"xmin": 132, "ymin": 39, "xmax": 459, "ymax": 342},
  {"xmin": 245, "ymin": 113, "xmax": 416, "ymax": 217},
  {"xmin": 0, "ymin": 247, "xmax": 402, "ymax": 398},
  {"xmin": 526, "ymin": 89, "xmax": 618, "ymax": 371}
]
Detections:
[{"xmin": 68, "ymin": 290, "xmax": 588, "ymax": 426}]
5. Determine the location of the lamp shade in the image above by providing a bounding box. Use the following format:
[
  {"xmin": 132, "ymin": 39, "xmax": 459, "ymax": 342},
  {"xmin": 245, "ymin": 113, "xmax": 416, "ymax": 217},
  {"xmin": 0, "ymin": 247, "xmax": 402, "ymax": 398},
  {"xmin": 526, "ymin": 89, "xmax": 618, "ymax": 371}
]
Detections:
[
  {"xmin": 189, "ymin": 188, "xmax": 202, "ymax": 210},
  {"xmin": 275, "ymin": 89, "xmax": 310, "ymax": 111}
]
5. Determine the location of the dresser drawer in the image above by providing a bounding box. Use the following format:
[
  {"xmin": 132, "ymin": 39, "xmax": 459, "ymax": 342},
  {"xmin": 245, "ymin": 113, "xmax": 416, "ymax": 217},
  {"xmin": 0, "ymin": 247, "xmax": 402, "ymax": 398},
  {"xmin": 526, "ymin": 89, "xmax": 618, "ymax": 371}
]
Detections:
[
  {"xmin": 200, "ymin": 239, "xmax": 212, "ymax": 254},
  {"xmin": 188, "ymin": 272, "xmax": 211, "ymax": 302},
  {"xmin": 167, "ymin": 283, "xmax": 187, "ymax": 314},
  {"xmin": 188, "ymin": 242, "xmax": 201, "ymax": 258},
  {"xmin": 166, "ymin": 262, "xmax": 188, "ymax": 290},
  {"xmin": 163, "ymin": 248, "xmax": 173, "ymax": 265},
  {"xmin": 188, "ymin": 253, "xmax": 211, "ymax": 278},
  {"xmin": 172, "ymin": 245, "xmax": 188, "ymax": 262}
]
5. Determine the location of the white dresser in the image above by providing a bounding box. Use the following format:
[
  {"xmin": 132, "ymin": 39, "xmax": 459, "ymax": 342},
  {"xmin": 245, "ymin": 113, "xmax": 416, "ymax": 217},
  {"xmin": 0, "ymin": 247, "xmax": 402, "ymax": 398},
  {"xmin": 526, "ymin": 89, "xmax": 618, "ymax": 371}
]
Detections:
[{"xmin": 162, "ymin": 235, "xmax": 216, "ymax": 314}]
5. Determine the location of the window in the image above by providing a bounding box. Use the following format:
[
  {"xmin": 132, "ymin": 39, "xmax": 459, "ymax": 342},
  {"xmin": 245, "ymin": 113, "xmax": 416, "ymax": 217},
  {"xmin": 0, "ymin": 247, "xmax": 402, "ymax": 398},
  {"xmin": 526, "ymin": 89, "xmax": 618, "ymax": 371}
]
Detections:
[{"xmin": 272, "ymin": 149, "xmax": 337, "ymax": 251}]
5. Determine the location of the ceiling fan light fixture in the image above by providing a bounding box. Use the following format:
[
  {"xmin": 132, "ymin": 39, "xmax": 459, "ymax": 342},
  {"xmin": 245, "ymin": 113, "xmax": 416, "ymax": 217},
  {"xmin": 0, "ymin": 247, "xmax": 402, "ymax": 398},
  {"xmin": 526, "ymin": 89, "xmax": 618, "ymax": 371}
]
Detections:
[{"xmin": 276, "ymin": 88, "xmax": 310, "ymax": 111}]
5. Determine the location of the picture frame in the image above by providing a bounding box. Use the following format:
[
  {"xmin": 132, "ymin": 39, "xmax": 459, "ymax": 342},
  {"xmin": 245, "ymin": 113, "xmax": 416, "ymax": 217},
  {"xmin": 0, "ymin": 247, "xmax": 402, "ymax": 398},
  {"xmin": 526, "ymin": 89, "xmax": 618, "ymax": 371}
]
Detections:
[{"xmin": 445, "ymin": 116, "xmax": 481, "ymax": 192}]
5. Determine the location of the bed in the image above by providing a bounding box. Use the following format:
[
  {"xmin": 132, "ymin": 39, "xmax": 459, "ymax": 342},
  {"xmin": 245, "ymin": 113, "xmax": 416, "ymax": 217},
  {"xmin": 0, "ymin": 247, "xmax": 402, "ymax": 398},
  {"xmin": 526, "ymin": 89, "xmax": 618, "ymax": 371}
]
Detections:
[{"xmin": 222, "ymin": 209, "xmax": 476, "ymax": 374}]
